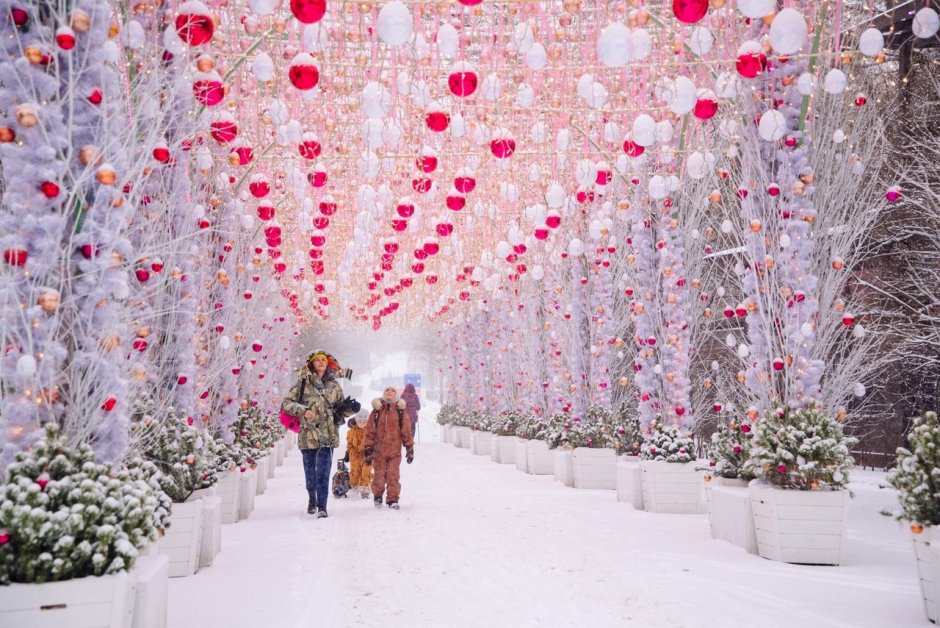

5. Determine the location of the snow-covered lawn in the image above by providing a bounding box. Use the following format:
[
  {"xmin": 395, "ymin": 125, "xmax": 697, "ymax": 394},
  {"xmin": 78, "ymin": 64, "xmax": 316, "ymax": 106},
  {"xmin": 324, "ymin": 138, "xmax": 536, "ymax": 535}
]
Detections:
[{"xmin": 169, "ymin": 437, "xmax": 925, "ymax": 627}]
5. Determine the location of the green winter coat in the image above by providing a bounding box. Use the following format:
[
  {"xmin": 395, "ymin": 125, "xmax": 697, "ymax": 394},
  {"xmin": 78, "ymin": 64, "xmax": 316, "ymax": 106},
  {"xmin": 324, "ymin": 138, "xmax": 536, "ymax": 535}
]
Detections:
[{"xmin": 282, "ymin": 370, "xmax": 345, "ymax": 449}]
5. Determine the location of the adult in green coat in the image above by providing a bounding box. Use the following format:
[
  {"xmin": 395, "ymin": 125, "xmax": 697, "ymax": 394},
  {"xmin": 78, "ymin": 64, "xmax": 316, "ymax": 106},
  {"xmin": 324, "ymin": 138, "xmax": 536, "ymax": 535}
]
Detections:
[{"xmin": 282, "ymin": 350, "xmax": 357, "ymax": 517}]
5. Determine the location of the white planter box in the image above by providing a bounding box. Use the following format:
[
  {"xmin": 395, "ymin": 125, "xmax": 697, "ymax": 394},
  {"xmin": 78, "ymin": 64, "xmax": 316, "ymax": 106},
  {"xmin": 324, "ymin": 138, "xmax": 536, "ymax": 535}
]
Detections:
[
  {"xmin": 441, "ymin": 425, "xmax": 450, "ymax": 444},
  {"xmin": 495, "ymin": 435, "xmax": 517, "ymax": 464},
  {"xmin": 553, "ymin": 449, "xmax": 574, "ymax": 487},
  {"xmin": 704, "ymin": 476, "xmax": 747, "ymax": 523},
  {"xmin": 238, "ymin": 469, "xmax": 258, "ymax": 520},
  {"xmin": 525, "ymin": 440, "xmax": 554, "ymax": 475},
  {"xmin": 749, "ymin": 483, "xmax": 849, "ymax": 565},
  {"xmin": 515, "ymin": 439, "xmax": 528, "ymax": 473},
  {"xmin": 131, "ymin": 553, "xmax": 168, "ymax": 628},
  {"xmin": 640, "ymin": 460, "xmax": 702, "ymax": 514},
  {"xmin": 158, "ymin": 499, "xmax": 205, "ymax": 578},
  {"xmin": 572, "ymin": 447, "xmax": 617, "ymax": 490},
  {"xmin": 913, "ymin": 526, "xmax": 940, "ymax": 623},
  {"xmin": 266, "ymin": 449, "xmax": 277, "ymax": 479},
  {"xmin": 187, "ymin": 485, "xmax": 216, "ymax": 502},
  {"xmin": 0, "ymin": 571, "xmax": 136, "ymax": 628},
  {"xmin": 616, "ymin": 457, "xmax": 644, "ymax": 509},
  {"xmin": 471, "ymin": 430, "xmax": 493, "ymax": 455},
  {"xmin": 489, "ymin": 433, "xmax": 499, "ymax": 460},
  {"xmin": 255, "ymin": 457, "xmax": 269, "ymax": 496},
  {"xmin": 197, "ymin": 496, "xmax": 222, "ymax": 569},
  {"xmin": 707, "ymin": 481, "xmax": 758, "ymax": 555},
  {"xmin": 218, "ymin": 471, "xmax": 242, "ymax": 525},
  {"xmin": 456, "ymin": 427, "xmax": 471, "ymax": 449}
]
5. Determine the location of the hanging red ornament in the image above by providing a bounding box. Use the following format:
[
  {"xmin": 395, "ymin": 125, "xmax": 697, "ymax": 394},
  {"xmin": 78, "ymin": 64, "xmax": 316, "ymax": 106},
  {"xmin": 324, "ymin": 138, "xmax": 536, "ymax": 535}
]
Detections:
[
  {"xmin": 446, "ymin": 192, "xmax": 466, "ymax": 211},
  {"xmin": 490, "ymin": 129, "xmax": 516, "ymax": 159},
  {"xmin": 288, "ymin": 53, "xmax": 320, "ymax": 90},
  {"xmin": 298, "ymin": 133, "xmax": 321, "ymax": 159},
  {"xmin": 152, "ymin": 143, "xmax": 171, "ymax": 163},
  {"xmin": 454, "ymin": 170, "xmax": 476, "ymax": 193},
  {"xmin": 416, "ymin": 148, "xmax": 438, "ymax": 173},
  {"xmin": 308, "ymin": 167, "xmax": 328, "ymax": 187},
  {"xmin": 257, "ymin": 204, "xmax": 275, "ymax": 221},
  {"xmin": 447, "ymin": 61, "xmax": 478, "ymax": 97},
  {"xmin": 40, "ymin": 181, "xmax": 60, "ymax": 198},
  {"xmin": 319, "ymin": 198, "xmax": 337, "ymax": 216},
  {"xmin": 672, "ymin": 0, "xmax": 708, "ymax": 24},
  {"xmin": 2, "ymin": 248, "xmax": 27, "ymax": 266},
  {"xmin": 622, "ymin": 139, "xmax": 644, "ymax": 157},
  {"xmin": 101, "ymin": 396, "xmax": 117, "ymax": 412},
  {"xmin": 10, "ymin": 7, "xmax": 28, "ymax": 27},
  {"xmin": 193, "ymin": 71, "xmax": 224, "ymax": 106},
  {"xmin": 391, "ymin": 218, "xmax": 408, "ymax": 232},
  {"xmin": 176, "ymin": 1, "xmax": 215, "ymax": 46},
  {"xmin": 55, "ymin": 26, "xmax": 76, "ymax": 50},
  {"xmin": 693, "ymin": 91, "xmax": 718, "ymax": 119},
  {"xmin": 425, "ymin": 109, "xmax": 450, "ymax": 132},
  {"xmin": 290, "ymin": 0, "xmax": 327, "ymax": 24},
  {"xmin": 249, "ymin": 177, "xmax": 270, "ymax": 198},
  {"xmin": 396, "ymin": 202, "xmax": 415, "ymax": 218},
  {"xmin": 412, "ymin": 177, "xmax": 432, "ymax": 193},
  {"xmin": 210, "ymin": 112, "xmax": 238, "ymax": 143},
  {"xmin": 735, "ymin": 41, "xmax": 767, "ymax": 78},
  {"xmin": 87, "ymin": 88, "xmax": 103, "ymax": 105},
  {"xmin": 436, "ymin": 222, "xmax": 454, "ymax": 237}
]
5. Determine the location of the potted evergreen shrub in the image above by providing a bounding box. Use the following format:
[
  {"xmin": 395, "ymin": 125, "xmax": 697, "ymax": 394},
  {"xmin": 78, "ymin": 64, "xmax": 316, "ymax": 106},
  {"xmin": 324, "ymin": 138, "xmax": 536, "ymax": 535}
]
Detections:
[
  {"xmin": 703, "ymin": 420, "xmax": 758, "ymax": 553},
  {"xmin": 885, "ymin": 411, "xmax": 940, "ymax": 622},
  {"xmin": 546, "ymin": 412, "xmax": 576, "ymax": 488},
  {"xmin": 0, "ymin": 425, "xmax": 170, "ymax": 625},
  {"xmin": 564, "ymin": 407, "xmax": 620, "ymax": 490},
  {"xmin": 744, "ymin": 402, "xmax": 857, "ymax": 565},
  {"xmin": 470, "ymin": 412, "xmax": 494, "ymax": 456},
  {"xmin": 489, "ymin": 411, "xmax": 522, "ymax": 465},
  {"xmin": 638, "ymin": 422, "xmax": 701, "ymax": 514}
]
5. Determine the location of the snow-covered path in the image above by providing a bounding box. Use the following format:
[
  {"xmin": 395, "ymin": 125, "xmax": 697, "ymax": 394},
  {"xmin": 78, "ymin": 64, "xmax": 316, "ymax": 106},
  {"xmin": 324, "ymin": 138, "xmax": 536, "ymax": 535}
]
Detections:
[{"xmin": 169, "ymin": 439, "xmax": 926, "ymax": 628}]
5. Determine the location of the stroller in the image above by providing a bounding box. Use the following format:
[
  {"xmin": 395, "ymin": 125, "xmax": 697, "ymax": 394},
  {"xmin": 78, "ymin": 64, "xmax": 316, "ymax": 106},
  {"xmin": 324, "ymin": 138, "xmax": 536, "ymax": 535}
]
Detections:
[{"xmin": 332, "ymin": 459, "xmax": 350, "ymax": 498}]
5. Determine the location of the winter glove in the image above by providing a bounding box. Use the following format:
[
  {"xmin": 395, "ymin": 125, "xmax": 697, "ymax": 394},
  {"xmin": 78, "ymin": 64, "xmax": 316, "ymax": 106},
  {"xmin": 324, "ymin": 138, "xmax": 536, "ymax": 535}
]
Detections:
[
  {"xmin": 343, "ymin": 451, "xmax": 350, "ymax": 463},
  {"xmin": 364, "ymin": 447, "xmax": 373, "ymax": 466},
  {"xmin": 406, "ymin": 448, "xmax": 414, "ymax": 464},
  {"xmin": 334, "ymin": 396, "xmax": 361, "ymax": 419}
]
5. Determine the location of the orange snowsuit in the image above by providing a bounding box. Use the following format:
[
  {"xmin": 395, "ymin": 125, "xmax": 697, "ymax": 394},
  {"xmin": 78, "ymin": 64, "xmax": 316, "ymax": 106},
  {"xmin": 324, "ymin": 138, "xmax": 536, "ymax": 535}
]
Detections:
[
  {"xmin": 364, "ymin": 398, "xmax": 414, "ymax": 503},
  {"xmin": 346, "ymin": 421, "xmax": 371, "ymax": 488}
]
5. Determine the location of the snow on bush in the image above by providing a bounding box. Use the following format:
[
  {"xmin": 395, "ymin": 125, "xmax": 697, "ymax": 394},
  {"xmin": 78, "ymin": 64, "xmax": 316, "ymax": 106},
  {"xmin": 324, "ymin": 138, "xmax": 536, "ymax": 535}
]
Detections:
[
  {"xmin": 705, "ymin": 420, "xmax": 756, "ymax": 480},
  {"xmin": 0, "ymin": 424, "xmax": 171, "ymax": 585},
  {"xmin": 640, "ymin": 423, "xmax": 694, "ymax": 462},
  {"xmin": 544, "ymin": 406, "xmax": 642, "ymax": 452},
  {"xmin": 886, "ymin": 411, "xmax": 940, "ymax": 526},
  {"xmin": 744, "ymin": 402, "xmax": 856, "ymax": 490},
  {"xmin": 490, "ymin": 410, "xmax": 529, "ymax": 436}
]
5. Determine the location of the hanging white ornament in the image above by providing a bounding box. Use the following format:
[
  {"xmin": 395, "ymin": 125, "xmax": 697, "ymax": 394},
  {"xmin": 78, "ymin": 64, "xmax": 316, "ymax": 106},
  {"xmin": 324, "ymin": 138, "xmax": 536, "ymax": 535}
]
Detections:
[
  {"xmin": 687, "ymin": 26, "xmax": 713, "ymax": 56},
  {"xmin": 546, "ymin": 182, "xmax": 566, "ymax": 209},
  {"xmin": 220, "ymin": 335, "xmax": 231, "ymax": 349},
  {"xmin": 737, "ymin": 344, "xmax": 750, "ymax": 358},
  {"xmin": 913, "ymin": 8, "xmax": 940, "ymax": 39},
  {"xmin": 686, "ymin": 152, "xmax": 709, "ymax": 179},
  {"xmin": 632, "ymin": 115, "xmax": 656, "ymax": 147},
  {"xmin": 648, "ymin": 175, "xmax": 667, "ymax": 199},
  {"xmin": 631, "ymin": 29, "xmax": 652, "ymax": 59},
  {"xmin": 823, "ymin": 69, "xmax": 847, "ymax": 94},
  {"xmin": 738, "ymin": 0, "xmax": 774, "ymax": 19},
  {"xmin": 769, "ymin": 8, "xmax": 808, "ymax": 54},
  {"xmin": 377, "ymin": 1, "xmax": 412, "ymax": 47},
  {"xmin": 516, "ymin": 83, "xmax": 534, "ymax": 108},
  {"xmin": 758, "ymin": 109, "xmax": 787, "ymax": 141},
  {"xmin": 576, "ymin": 74, "xmax": 595, "ymax": 100},
  {"xmin": 669, "ymin": 76, "xmax": 697, "ymax": 114},
  {"xmin": 597, "ymin": 22, "xmax": 632, "ymax": 67},
  {"xmin": 361, "ymin": 81, "xmax": 392, "ymax": 118},
  {"xmin": 248, "ymin": 0, "xmax": 278, "ymax": 15},
  {"xmin": 531, "ymin": 121, "xmax": 547, "ymax": 144},
  {"xmin": 854, "ymin": 383, "xmax": 867, "ymax": 397},
  {"xmin": 525, "ymin": 43, "xmax": 548, "ymax": 69},
  {"xmin": 797, "ymin": 72, "xmax": 815, "ymax": 95},
  {"xmin": 16, "ymin": 355, "xmax": 37, "ymax": 377},
  {"xmin": 437, "ymin": 23, "xmax": 459, "ymax": 58},
  {"xmin": 511, "ymin": 22, "xmax": 535, "ymax": 54},
  {"xmin": 568, "ymin": 239, "xmax": 584, "ymax": 257},
  {"xmin": 858, "ymin": 28, "xmax": 884, "ymax": 57}
]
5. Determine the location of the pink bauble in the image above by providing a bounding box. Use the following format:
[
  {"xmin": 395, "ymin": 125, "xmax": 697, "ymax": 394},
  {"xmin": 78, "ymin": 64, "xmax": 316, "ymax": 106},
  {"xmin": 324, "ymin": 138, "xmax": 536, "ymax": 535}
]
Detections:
[
  {"xmin": 290, "ymin": 0, "xmax": 326, "ymax": 24},
  {"xmin": 176, "ymin": 2, "xmax": 214, "ymax": 45},
  {"xmin": 672, "ymin": 0, "xmax": 708, "ymax": 23}
]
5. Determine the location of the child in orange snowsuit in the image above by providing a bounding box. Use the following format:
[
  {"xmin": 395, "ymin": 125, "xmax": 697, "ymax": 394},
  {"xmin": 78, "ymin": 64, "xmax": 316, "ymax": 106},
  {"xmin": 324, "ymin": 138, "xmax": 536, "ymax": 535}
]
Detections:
[
  {"xmin": 345, "ymin": 416, "xmax": 372, "ymax": 498},
  {"xmin": 364, "ymin": 387, "xmax": 414, "ymax": 510}
]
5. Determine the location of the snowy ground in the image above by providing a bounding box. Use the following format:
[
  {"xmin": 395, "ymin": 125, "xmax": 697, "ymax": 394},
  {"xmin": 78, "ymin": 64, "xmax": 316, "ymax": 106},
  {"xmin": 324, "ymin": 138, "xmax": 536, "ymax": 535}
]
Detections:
[{"xmin": 169, "ymin": 418, "xmax": 926, "ymax": 627}]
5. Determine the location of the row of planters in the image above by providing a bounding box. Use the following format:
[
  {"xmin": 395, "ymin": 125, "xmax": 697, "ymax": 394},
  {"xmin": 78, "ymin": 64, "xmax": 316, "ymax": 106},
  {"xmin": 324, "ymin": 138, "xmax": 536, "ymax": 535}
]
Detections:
[{"xmin": 0, "ymin": 399, "xmax": 296, "ymax": 627}]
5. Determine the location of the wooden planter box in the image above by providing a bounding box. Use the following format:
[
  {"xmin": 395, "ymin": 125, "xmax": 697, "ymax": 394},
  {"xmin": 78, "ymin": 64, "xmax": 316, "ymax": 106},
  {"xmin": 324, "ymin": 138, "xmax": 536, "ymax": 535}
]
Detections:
[
  {"xmin": 489, "ymin": 433, "xmax": 499, "ymax": 460},
  {"xmin": 525, "ymin": 440, "xmax": 554, "ymax": 475},
  {"xmin": 553, "ymin": 449, "xmax": 574, "ymax": 487},
  {"xmin": 515, "ymin": 439, "xmax": 528, "ymax": 472},
  {"xmin": 274, "ymin": 439, "xmax": 285, "ymax": 467},
  {"xmin": 218, "ymin": 471, "xmax": 242, "ymax": 524},
  {"xmin": 266, "ymin": 449, "xmax": 277, "ymax": 479},
  {"xmin": 255, "ymin": 457, "xmax": 269, "ymax": 496},
  {"xmin": 131, "ymin": 553, "xmax": 168, "ymax": 628},
  {"xmin": 0, "ymin": 571, "xmax": 136, "ymax": 627},
  {"xmin": 456, "ymin": 427, "xmax": 472, "ymax": 449},
  {"xmin": 749, "ymin": 483, "xmax": 849, "ymax": 565},
  {"xmin": 639, "ymin": 460, "xmax": 702, "ymax": 514},
  {"xmin": 706, "ymin": 479, "xmax": 758, "ymax": 555},
  {"xmin": 238, "ymin": 468, "xmax": 258, "ymax": 520},
  {"xmin": 441, "ymin": 425, "xmax": 451, "ymax": 444},
  {"xmin": 158, "ymin": 499, "xmax": 205, "ymax": 577},
  {"xmin": 495, "ymin": 435, "xmax": 517, "ymax": 464},
  {"xmin": 616, "ymin": 456, "xmax": 644, "ymax": 509},
  {"xmin": 471, "ymin": 430, "xmax": 493, "ymax": 455},
  {"xmin": 912, "ymin": 526, "xmax": 940, "ymax": 623},
  {"xmin": 572, "ymin": 447, "xmax": 617, "ymax": 490}
]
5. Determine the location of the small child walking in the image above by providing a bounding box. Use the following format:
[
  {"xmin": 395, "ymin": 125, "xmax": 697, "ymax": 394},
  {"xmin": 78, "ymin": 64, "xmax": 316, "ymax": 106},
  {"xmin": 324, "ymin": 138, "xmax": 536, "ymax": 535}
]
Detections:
[{"xmin": 345, "ymin": 415, "xmax": 372, "ymax": 498}]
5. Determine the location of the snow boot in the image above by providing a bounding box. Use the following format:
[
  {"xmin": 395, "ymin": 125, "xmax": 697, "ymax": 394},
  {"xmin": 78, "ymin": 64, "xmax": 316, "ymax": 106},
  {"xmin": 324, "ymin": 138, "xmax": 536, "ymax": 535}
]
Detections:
[
  {"xmin": 307, "ymin": 494, "xmax": 316, "ymax": 515},
  {"xmin": 316, "ymin": 507, "xmax": 328, "ymax": 519},
  {"xmin": 374, "ymin": 495, "xmax": 383, "ymax": 508},
  {"xmin": 387, "ymin": 501, "xmax": 400, "ymax": 510},
  {"xmin": 360, "ymin": 487, "xmax": 370, "ymax": 499}
]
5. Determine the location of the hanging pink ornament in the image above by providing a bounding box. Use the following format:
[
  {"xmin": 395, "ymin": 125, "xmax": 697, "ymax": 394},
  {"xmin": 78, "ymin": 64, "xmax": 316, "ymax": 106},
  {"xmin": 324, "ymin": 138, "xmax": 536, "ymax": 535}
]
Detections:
[
  {"xmin": 257, "ymin": 204, "xmax": 275, "ymax": 220},
  {"xmin": 447, "ymin": 61, "xmax": 478, "ymax": 97},
  {"xmin": 772, "ymin": 357, "xmax": 785, "ymax": 371},
  {"xmin": 152, "ymin": 143, "xmax": 171, "ymax": 163},
  {"xmin": 546, "ymin": 211, "xmax": 562, "ymax": 229},
  {"xmin": 289, "ymin": 53, "xmax": 320, "ymax": 90},
  {"xmin": 416, "ymin": 147, "xmax": 438, "ymax": 172},
  {"xmin": 446, "ymin": 191, "xmax": 466, "ymax": 211},
  {"xmin": 176, "ymin": 1, "xmax": 214, "ymax": 46},
  {"xmin": 396, "ymin": 201, "xmax": 415, "ymax": 218},
  {"xmin": 210, "ymin": 112, "xmax": 238, "ymax": 143},
  {"xmin": 298, "ymin": 132, "xmax": 321, "ymax": 159},
  {"xmin": 693, "ymin": 89, "xmax": 718, "ymax": 119},
  {"xmin": 249, "ymin": 176, "xmax": 270, "ymax": 198},
  {"xmin": 454, "ymin": 169, "xmax": 476, "ymax": 193},
  {"xmin": 290, "ymin": 0, "xmax": 326, "ymax": 24},
  {"xmin": 534, "ymin": 226, "xmax": 549, "ymax": 240},
  {"xmin": 391, "ymin": 218, "xmax": 408, "ymax": 232},
  {"xmin": 490, "ymin": 128, "xmax": 516, "ymax": 159},
  {"xmin": 622, "ymin": 139, "xmax": 644, "ymax": 157},
  {"xmin": 308, "ymin": 165, "xmax": 328, "ymax": 187},
  {"xmin": 885, "ymin": 186, "xmax": 901, "ymax": 202},
  {"xmin": 56, "ymin": 26, "xmax": 76, "ymax": 50},
  {"xmin": 412, "ymin": 177, "xmax": 432, "ymax": 193},
  {"xmin": 383, "ymin": 239, "xmax": 399, "ymax": 254},
  {"xmin": 193, "ymin": 71, "xmax": 224, "ymax": 106},
  {"xmin": 426, "ymin": 273, "xmax": 438, "ymax": 284},
  {"xmin": 436, "ymin": 222, "xmax": 454, "ymax": 237},
  {"xmin": 319, "ymin": 197, "xmax": 337, "ymax": 216},
  {"xmin": 672, "ymin": 0, "xmax": 708, "ymax": 24},
  {"xmin": 735, "ymin": 41, "xmax": 767, "ymax": 78},
  {"xmin": 423, "ymin": 239, "xmax": 440, "ymax": 255},
  {"xmin": 312, "ymin": 216, "xmax": 329, "ymax": 229},
  {"xmin": 425, "ymin": 107, "xmax": 450, "ymax": 132}
]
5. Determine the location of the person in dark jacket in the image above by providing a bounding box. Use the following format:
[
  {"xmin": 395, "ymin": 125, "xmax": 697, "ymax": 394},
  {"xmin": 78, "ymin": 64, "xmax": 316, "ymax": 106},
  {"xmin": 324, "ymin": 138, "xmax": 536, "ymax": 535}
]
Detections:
[{"xmin": 401, "ymin": 383, "xmax": 421, "ymax": 438}]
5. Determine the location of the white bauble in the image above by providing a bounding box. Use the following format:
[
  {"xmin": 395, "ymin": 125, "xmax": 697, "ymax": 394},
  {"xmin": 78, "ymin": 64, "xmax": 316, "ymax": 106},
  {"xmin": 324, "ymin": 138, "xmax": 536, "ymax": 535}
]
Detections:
[
  {"xmin": 525, "ymin": 43, "xmax": 548, "ymax": 69},
  {"xmin": 669, "ymin": 76, "xmax": 697, "ymax": 114},
  {"xmin": 913, "ymin": 8, "xmax": 940, "ymax": 39},
  {"xmin": 248, "ymin": 0, "xmax": 278, "ymax": 15},
  {"xmin": 376, "ymin": 1, "xmax": 412, "ymax": 47},
  {"xmin": 251, "ymin": 52, "xmax": 275, "ymax": 81},
  {"xmin": 632, "ymin": 28, "xmax": 652, "ymax": 59},
  {"xmin": 858, "ymin": 27, "xmax": 884, "ymax": 56},
  {"xmin": 597, "ymin": 22, "xmax": 632, "ymax": 67},
  {"xmin": 687, "ymin": 26, "xmax": 713, "ymax": 56},
  {"xmin": 738, "ymin": 0, "xmax": 774, "ymax": 18},
  {"xmin": 361, "ymin": 81, "xmax": 391, "ymax": 118},
  {"xmin": 568, "ymin": 238, "xmax": 584, "ymax": 257},
  {"xmin": 769, "ymin": 8, "xmax": 808, "ymax": 54},
  {"xmin": 482, "ymin": 73, "xmax": 502, "ymax": 101},
  {"xmin": 648, "ymin": 175, "xmax": 667, "ymax": 199},
  {"xmin": 546, "ymin": 182, "xmax": 566, "ymax": 209},
  {"xmin": 16, "ymin": 355, "xmax": 37, "ymax": 377},
  {"xmin": 796, "ymin": 72, "xmax": 814, "ymax": 95},
  {"xmin": 632, "ymin": 114, "xmax": 656, "ymax": 146},
  {"xmin": 437, "ymin": 23, "xmax": 459, "ymax": 57},
  {"xmin": 516, "ymin": 83, "xmax": 534, "ymax": 108},
  {"xmin": 823, "ymin": 69, "xmax": 847, "ymax": 94},
  {"xmin": 758, "ymin": 109, "xmax": 787, "ymax": 141}
]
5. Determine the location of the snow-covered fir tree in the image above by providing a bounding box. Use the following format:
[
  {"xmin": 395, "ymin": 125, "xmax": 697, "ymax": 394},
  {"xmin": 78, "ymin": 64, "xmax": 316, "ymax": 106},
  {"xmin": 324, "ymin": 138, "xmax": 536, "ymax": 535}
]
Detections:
[
  {"xmin": 640, "ymin": 423, "xmax": 694, "ymax": 463},
  {"xmin": 886, "ymin": 412, "xmax": 940, "ymax": 526}
]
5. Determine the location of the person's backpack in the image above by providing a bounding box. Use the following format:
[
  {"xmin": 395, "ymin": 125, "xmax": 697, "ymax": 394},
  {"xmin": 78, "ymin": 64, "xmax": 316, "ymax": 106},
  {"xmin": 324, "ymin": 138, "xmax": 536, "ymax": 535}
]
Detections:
[{"xmin": 372, "ymin": 406, "xmax": 404, "ymax": 432}]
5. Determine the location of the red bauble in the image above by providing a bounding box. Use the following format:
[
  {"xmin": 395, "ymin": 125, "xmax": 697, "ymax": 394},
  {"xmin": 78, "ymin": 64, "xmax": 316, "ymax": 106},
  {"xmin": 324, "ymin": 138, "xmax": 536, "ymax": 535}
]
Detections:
[
  {"xmin": 290, "ymin": 0, "xmax": 327, "ymax": 24},
  {"xmin": 257, "ymin": 204, "xmax": 275, "ymax": 221},
  {"xmin": 153, "ymin": 144, "xmax": 171, "ymax": 163},
  {"xmin": 56, "ymin": 27, "xmax": 76, "ymax": 50},
  {"xmin": 135, "ymin": 268, "xmax": 150, "ymax": 282},
  {"xmin": 10, "ymin": 7, "xmax": 28, "ymax": 27},
  {"xmin": 448, "ymin": 68, "xmax": 478, "ymax": 97},
  {"xmin": 436, "ymin": 222, "xmax": 454, "ymax": 237},
  {"xmin": 176, "ymin": 1, "xmax": 214, "ymax": 45},
  {"xmin": 425, "ymin": 110, "xmax": 450, "ymax": 132},
  {"xmin": 416, "ymin": 154, "xmax": 438, "ymax": 173},
  {"xmin": 693, "ymin": 97, "xmax": 718, "ymax": 120},
  {"xmin": 210, "ymin": 116, "xmax": 238, "ymax": 143},
  {"xmin": 446, "ymin": 193, "xmax": 466, "ymax": 211},
  {"xmin": 87, "ymin": 89, "xmax": 103, "ymax": 105},
  {"xmin": 311, "ymin": 234, "xmax": 327, "ymax": 247},
  {"xmin": 396, "ymin": 202, "xmax": 415, "ymax": 218},
  {"xmin": 423, "ymin": 240, "xmax": 440, "ymax": 255},
  {"xmin": 319, "ymin": 199, "xmax": 337, "ymax": 216},
  {"xmin": 490, "ymin": 136, "xmax": 516, "ymax": 159},
  {"xmin": 2, "ymin": 248, "xmax": 27, "ymax": 266},
  {"xmin": 412, "ymin": 262, "xmax": 425, "ymax": 274},
  {"xmin": 249, "ymin": 179, "xmax": 270, "ymax": 198},
  {"xmin": 40, "ymin": 181, "xmax": 60, "ymax": 198},
  {"xmin": 672, "ymin": 0, "xmax": 708, "ymax": 23},
  {"xmin": 299, "ymin": 135, "xmax": 321, "ymax": 159},
  {"xmin": 425, "ymin": 273, "xmax": 438, "ymax": 284},
  {"xmin": 736, "ymin": 50, "xmax": 767, "ymax": 79},
  {"xmin": 454, "ymin": 174, "xmax": 476, "ymax": 193},
  {"xmin": 391, "ymin": 218, "xmax": 408, "ymax": 232},
  {"xmin": 312, "ymin": 216, "xmax": 329, "ymax": 229},
  {"xmin": 101, "ymin": 396, "xmax": 117, "ymax": 412},
  {"xmin": 414, "ymin": 248, "xmax": 428, "ymax": 261},
  {"xmin": 411, "ymin": 177, "xmax": 432, "ymax": 193},
  {"xmin": 289, "ymin": 54, "xmax": 319, "ymax": 90},
  {"xmin": 534, "ymin": 226, "xmax": 549, "ymax": 240},
  {"xmin": 546, "ymin": 213, "xmax": 562, "ymax": 229},
  {"xmin": 308, "ymin": 169, "xmax": 327, "ymax": 187},
  {"xmin": 193, "ymin": 74, "xmax": 224, "ymax": 106},
  {"xmin": 622, "ymin": 139, "xmax": 645, "ymax": 157}
]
